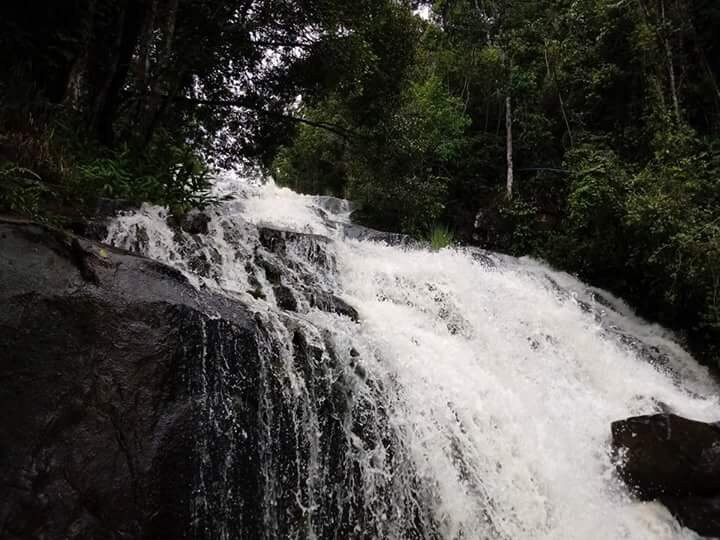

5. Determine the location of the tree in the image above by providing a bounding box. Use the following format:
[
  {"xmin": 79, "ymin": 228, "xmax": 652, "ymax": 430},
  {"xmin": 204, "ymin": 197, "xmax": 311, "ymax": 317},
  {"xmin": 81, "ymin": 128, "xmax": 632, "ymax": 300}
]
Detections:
[
  {"xmin": 0, "ymin": 0, "xmax": 421, "ymax": 212},
  {"xmin": 505, "ymin": 93, "xmax": 513, "ymax": 199}
]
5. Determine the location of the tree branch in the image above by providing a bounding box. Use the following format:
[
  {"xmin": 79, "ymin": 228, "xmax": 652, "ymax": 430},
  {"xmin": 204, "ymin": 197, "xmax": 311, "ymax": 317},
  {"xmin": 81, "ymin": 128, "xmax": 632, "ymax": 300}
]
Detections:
[
  {"xmin": 518, "ymin": 167, "xmax": 569, "ymax": 175},
  {"xmin": 171, "ymin": 95, "xmax": 361, "ymax": 140}
]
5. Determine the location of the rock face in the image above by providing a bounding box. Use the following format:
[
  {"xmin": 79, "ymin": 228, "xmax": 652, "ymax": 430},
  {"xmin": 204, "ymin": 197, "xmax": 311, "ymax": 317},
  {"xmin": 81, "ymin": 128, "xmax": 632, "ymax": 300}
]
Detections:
[
  {"xmin": 612, "ymin": 413, "xmax": 720, "ymax": 536},
  {"xmin": 0, "ymin": 219, "xmax": 262, "ymax": 538},
  {"xmin": 611, "ymin": 414, "xmax": 720, "ymax": 499},
  {"xmin": 661, "ymin": 496, "xmax": 720, "ymax": 538},
  {"xmin": 167, "ymin": 209, "xmax": 211, "ymax": 236},
  {"xmin": 0, "ymin": 219, "xmax": 438, "ymax": 539}
]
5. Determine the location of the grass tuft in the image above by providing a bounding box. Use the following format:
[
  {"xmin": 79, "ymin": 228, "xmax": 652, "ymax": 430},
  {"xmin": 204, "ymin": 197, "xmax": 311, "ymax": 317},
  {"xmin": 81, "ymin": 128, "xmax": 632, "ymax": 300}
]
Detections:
[{"xmin": 429, "ymin": 224, "xmax": 454, "ymax": 250}]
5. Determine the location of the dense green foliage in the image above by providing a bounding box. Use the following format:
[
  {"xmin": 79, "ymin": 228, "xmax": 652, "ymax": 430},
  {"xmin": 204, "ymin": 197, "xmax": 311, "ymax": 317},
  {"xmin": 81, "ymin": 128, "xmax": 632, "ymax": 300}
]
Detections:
[
  {"xmin": 0, "ymin": 0, "xmax": 416, "ymax": 220},
  {"xmin": 274, "ymin": 72, "xmax": 469, "ymax": 234},
  {"xmin": 273, "ymin": 0, "xmax": 720, "ymax": 366}
]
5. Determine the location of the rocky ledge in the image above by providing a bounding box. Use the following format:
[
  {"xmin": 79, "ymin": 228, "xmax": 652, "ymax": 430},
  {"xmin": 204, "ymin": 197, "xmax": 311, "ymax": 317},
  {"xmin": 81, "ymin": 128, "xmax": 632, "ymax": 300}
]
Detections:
[
  {"xmin": 0, "ymin": 219, "xmax": 393, "ymax": 539},
  {"xmin": 0, "ymin": 218, "xmax": 263, "ymax": 538},
  {"xmin": 612, "ymin": 413, "xmax": 720, "ymax": 537}
]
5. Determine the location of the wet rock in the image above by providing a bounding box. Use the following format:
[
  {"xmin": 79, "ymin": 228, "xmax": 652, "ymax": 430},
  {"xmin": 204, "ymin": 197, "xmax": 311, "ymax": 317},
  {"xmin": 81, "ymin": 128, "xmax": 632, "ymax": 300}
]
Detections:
[
  {"xmin": 273, "ymin": 284, "xmax": 297, "ymax": 311},
  {"xmin": 189, "ymin": 251, "xmax": 212, "ymax": 276},
  {"xmin": 354, "ymin": 364, "xmax": 367, "ymax": 380},
  {"xmin": 611, "ymin": 412, "xmax": 720, "ymax": 537},
  {"xmin": 255, "ymin": 254, "xmax": 282, "ymax": 284},
  {"xmin": 167, "ymin": 210, "xmax": 211, "ymax": 235},
  {"xmin": 247, "ymin": 286, "xmax": 266, "ymax": 300},
  {"xmin": 650, "ymin": 398, "xmax": 674, "ymax": 414},
  {"xmin": 611, "ymin": 413, "xmax": 720, "ymax": 536},
  {"xmin": 314, "ymin": 196, "xmax": 354, "ymax": 216},
  {"xmin": 258, "ymin": 226, "xmax": 286, "ymax": 252},
  {"xmin": 95, "ymin": 197, "xmax": 136, "ymax": 217},
  {"xmin": 0, "ymin": 219, "xmax": 440, "ymax": 539},
  {"xmin": 69, "ymin": 219, "xmax": 109, "ymax": 241},
  {"xmin": 0, "ymin": 220, "xmax": 262, "ymax": 539},
  {"xmin": 659, "ymin": 495, "xmax": 720, "ymax": 537},
  {"xmin": 68, "ymin": 199, "xmax": 138, "ymax": 241},
  {"xmin": 258, "ymin": 226, "xmax": 331, "ymax": 268},
  {"xmin": 183, "ymin": 211, "xmax": 211, "ymax": 235},
  {"xmin": 307, "ymin": 291, "xmax": 359, "ymax": 322},
  {"xmin": 331, "ymin": 297, "xmax": 359, "ymax": 322},
  {"xmin": 611, "ymin": 414, "xmax": 720, "ymax": 499},
  {"xmin": 339, "ymin": 222, "xmax": 413, "ymax": 246},
  {"xmin": 313, "ymin": 206, "xmax": 330, "ymax": 221},
  {"xmin": 466, "ymin": 247, "xmax": 496, "ymax": 267},
  {"xmin": 612, "ymin": 331, "xmax": 675, "ymax": 376},
  {"xmin": 259, "ymin": 227, "xmax": 326, "ymax": 253},
  {"xmin": 128, "ymin": 223, "xmax": 150, "ymax": 252},
  {"xmin": 245, "ymin": 267, "xmax": 266, "ymax": 299}
]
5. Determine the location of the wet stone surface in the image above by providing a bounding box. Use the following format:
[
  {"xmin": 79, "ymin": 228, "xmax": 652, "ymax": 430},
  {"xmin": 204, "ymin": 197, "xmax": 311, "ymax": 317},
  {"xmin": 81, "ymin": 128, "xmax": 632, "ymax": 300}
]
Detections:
[{"xmin": 0, "ymin": 219, "xmax": 436, "ymax": 539}]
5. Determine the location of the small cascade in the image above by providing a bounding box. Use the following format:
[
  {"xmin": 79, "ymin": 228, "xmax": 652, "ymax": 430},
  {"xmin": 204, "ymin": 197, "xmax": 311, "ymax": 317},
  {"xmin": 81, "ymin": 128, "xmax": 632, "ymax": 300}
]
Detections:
[{"xmin": 105, "ymin": 173, "xmax": 720, "ymax": 539}]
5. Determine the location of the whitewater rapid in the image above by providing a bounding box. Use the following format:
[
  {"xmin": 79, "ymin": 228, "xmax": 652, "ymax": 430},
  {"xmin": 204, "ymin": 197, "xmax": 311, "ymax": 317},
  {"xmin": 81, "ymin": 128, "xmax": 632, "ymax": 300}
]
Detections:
[{"xmin": 106, "ymin": 174, "xmax": 719, "ymax": 539}]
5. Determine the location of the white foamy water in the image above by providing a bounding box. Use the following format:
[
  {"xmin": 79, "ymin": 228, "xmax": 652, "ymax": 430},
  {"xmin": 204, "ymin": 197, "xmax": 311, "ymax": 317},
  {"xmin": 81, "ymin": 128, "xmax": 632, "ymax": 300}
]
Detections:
[{"xmin": 106, "ymin": 173, "xmax": 719, "ymax": 539}]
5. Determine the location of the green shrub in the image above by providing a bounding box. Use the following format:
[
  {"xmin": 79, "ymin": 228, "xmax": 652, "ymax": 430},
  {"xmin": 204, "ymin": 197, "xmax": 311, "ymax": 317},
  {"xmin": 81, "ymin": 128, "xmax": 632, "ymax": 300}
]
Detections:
[
  {"xmin": 0, "ymin": 112, "xmax": 216, "ymax": 222},
  {"xmin": 0, "ymin": 163, "xmax": 55, "ymax": 221},
  {"xmin": 429, "ymin": 224, "xmax": 454, "ymax": 250}
]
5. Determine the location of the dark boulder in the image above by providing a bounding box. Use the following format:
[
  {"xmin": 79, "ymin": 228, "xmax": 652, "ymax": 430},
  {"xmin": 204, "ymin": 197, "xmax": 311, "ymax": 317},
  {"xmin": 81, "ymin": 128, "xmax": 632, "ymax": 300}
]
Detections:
[
  {"xmin": 254, "ymin": 254, "xmax": 282, "ymax": 284},
  {"xmin": 314, "ymin": 196, "xmax": 354, "ymax": 216},
  {"xmin": 338, "ymin": 222, "xmax": 413, "ymax": 247},
  {"xmin": 69, "ymin": 218, "xmax": 110, "ymax": 242},
  {"xmin": 611, "ymin": 414, "xmax": 720, "ymax": 499},
  {"xmin": 273, "ymin": 284, "xmax": 297, "ymax": 311},
  {"xmin": 66, "ymin": 198, "xmax": 138, "ymax": 241},
  {"xmin": 612, "ymin": 413, "xmax": 720, "ymax": 537},
  {"xmin": 94, "ymin": 197, "xmax": 136, "ymax": 217},
  {"xmin": 258, "ymin": 226, "xmax": 328, "ymax": 255},
  {"xmin": 660, "ymin": 496, "xmax": 720, "ymax": 537},
  {"xmin": 258, "ymin": 226, "xmax": 332, "ymax": 269},
  {"xmin": 307, "ymin": 291, "xmax": 359, "ymax": 322},
  {"xmin": 167, "ymin": 210, "xmax": 211, "ymax": 235},
  {"xmin": 0, "ymin": 220, "xmax": 264, "ymax": 539}
]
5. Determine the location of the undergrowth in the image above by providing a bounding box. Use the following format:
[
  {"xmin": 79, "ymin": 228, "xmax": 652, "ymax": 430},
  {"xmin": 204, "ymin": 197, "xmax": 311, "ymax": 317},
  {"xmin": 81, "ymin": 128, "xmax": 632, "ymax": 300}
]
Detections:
[
  {"xmin": 0, "ymin": 110, "xmax": 215, "ymax": 223},
  {"xmin": 429, "ymin": 224, "xmax": 454, "ymax": 250}
]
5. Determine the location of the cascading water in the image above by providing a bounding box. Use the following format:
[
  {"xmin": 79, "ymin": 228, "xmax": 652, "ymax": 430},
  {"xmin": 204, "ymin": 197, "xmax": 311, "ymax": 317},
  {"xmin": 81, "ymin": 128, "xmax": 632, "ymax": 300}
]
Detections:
[{"xmin": 105, "ymin": 173, "xmax": 719, "ymax": 539}]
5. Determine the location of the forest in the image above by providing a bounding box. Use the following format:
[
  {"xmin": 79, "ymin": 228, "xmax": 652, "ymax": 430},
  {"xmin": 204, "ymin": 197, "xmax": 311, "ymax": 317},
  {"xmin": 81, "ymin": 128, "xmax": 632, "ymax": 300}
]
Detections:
[{"xmin": 2, "ymin": 0, "xmax": 720, "ymax": 367}]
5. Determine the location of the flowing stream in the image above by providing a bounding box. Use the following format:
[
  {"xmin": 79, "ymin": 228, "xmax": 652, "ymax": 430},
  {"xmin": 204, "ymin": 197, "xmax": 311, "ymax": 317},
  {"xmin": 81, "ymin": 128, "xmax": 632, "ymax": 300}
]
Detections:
[{"xmin": 106, "ymin": 174, "xmax": 719, "ymax": 539}]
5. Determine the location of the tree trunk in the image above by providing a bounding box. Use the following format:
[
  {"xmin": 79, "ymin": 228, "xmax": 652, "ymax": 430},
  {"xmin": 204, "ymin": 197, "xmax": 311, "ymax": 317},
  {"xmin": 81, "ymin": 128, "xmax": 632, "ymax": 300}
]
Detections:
[
  {"xmin": 659, "ymin": 0, "xmax": 681, "ymax": 122},
  {"xmin": 142, "ymin": 0, "xmax": 180, "ymax": 143},
  {"xmin": 61, "ymin": 0, "xmax": 98, "ymax": 109},
  {"xmin": 544, "ymin": 43, "xmax": 573, "ymax": 147},
  {"xmin": 39, "ymin": 0, "xmax": 96, "ymax": 105},
  {"xmin": 93, "ymin": 0, "xmax": 147, "ymax": 145},
  {"xmin": 505, "ymin": 94, "xmax": 514, "ymax": 199},
  {"xmin": 637, "ymin": 0, "xmax": 681, "ymax": 122},
  {"xmin": 135, "ymin": 0, "xmax": 159, "ymax": 91}
]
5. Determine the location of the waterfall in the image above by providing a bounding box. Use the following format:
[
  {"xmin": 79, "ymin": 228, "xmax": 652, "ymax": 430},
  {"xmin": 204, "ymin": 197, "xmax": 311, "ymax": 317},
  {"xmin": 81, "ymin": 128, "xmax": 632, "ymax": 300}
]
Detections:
[{"xmin": 105, "ymin": 173, "xmax": 719, "ymax": 539}]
